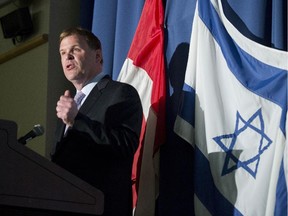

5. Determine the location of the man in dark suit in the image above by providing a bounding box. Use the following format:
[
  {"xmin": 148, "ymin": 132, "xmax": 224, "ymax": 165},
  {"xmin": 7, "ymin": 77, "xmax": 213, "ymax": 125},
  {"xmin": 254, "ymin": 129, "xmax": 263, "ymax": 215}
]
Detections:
[{"xmin": 51, "ymin": 27, "xmax": 143, "ymax": 216}]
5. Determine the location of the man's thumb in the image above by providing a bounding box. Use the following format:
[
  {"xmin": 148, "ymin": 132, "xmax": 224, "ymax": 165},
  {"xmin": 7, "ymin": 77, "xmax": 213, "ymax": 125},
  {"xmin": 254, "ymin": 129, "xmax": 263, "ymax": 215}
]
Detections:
[{"xmin": 64, "ymin": 90, "xmax": 71, "ymax": 97}]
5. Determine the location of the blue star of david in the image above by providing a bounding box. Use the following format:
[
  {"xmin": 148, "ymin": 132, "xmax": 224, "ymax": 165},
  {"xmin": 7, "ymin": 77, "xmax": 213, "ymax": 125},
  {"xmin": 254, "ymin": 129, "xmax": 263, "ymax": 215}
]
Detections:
[{"xmin": 213, "ymin": 108, "xmax": 272, "ymax": 178}]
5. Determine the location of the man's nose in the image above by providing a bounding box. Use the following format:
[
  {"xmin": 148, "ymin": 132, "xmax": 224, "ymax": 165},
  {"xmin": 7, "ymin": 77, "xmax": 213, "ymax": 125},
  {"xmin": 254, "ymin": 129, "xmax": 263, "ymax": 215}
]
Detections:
[{"xmin": 67, "ymin": 53, "xmax": 74, "ymax": 60}]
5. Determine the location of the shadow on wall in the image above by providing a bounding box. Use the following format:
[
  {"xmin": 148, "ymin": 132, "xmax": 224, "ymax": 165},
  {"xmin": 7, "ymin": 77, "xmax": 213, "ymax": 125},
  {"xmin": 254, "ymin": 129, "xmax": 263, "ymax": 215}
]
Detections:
[{"xmin": 159, "ymin": 42, "xmax": 195, "ymax": 216}]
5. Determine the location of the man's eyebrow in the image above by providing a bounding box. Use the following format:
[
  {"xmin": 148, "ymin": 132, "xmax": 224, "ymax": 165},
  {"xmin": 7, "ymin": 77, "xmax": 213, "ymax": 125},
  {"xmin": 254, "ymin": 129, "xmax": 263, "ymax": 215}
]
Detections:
[{"xmin": 59, "ymin": 48, "xmax": 66, "ymax": 54}]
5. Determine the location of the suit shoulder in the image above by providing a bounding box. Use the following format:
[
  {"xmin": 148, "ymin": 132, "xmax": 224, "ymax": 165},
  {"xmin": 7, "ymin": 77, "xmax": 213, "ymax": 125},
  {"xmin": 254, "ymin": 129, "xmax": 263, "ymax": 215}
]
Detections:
[
  {"xmin": 110, "ymin": 79, "xmax": 138, "ymax": 92},
  {"xmin": 99, "ymin": 75, "xmax": 139, "ymax": 96}
]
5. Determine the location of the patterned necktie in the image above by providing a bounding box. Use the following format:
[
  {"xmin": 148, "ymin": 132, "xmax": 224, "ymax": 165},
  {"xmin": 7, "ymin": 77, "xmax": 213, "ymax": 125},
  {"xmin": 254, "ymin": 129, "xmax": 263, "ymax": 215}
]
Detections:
[{"xmin": 74, "ymin": 91, "xmax": 86, "ymax": 109}]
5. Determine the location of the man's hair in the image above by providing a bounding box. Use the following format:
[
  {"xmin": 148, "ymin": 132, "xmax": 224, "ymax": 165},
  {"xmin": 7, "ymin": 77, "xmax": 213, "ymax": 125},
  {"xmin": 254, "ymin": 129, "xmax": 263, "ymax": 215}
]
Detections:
[{"xmin": 60, "ymin": 27, "xmax": 104, "ymax": 65}]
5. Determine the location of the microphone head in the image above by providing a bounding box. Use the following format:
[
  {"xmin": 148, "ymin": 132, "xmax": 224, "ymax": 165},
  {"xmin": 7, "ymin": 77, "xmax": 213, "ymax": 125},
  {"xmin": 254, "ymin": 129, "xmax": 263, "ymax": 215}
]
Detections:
[{"xmin": 32, "ymin": 124, "xmax": 45, "ymax": 136}]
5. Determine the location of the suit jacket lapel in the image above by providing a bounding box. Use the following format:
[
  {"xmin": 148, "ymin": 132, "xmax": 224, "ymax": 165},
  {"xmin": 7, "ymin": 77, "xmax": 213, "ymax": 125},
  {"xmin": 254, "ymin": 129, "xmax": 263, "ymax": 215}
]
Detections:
[
  {"xmin": 54, "ymin": 76, "xmax": 110, "ymax": 141},
  {"xmin": 79, "ymin": 75, "xmax": 110, "ymax": 114},
  {"xmin": 52, "ymin": 76, "xmax": 111, "ymax": 156}
]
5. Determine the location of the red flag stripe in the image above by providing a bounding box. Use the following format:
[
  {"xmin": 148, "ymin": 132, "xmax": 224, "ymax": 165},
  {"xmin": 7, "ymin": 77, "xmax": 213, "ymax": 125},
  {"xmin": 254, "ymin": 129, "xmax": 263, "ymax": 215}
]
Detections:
[{"xmin": 127, "ymin": 0, "xmax": 166, "ymax": 152}]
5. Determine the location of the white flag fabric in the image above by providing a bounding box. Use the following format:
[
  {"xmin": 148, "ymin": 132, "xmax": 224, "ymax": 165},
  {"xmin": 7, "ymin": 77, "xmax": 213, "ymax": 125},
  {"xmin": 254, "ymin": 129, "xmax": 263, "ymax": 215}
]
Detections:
[{"xmin": 174, "ymin": 0, "xmax": 288, "ymax": 215}]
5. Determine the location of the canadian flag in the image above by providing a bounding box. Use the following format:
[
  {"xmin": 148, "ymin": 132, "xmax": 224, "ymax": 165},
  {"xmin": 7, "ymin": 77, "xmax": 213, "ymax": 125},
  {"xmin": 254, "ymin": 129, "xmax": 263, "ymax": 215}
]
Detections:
[{"xmin": 117, "ymin": 0, "xmax": 166, "ymax": 215}]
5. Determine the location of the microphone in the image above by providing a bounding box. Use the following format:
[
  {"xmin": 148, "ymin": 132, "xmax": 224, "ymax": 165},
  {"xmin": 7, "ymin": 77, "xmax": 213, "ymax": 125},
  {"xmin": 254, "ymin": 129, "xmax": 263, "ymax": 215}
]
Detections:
[{"xmin": 18, "ymin": 124, "xmax": 45, "ymax": 145}]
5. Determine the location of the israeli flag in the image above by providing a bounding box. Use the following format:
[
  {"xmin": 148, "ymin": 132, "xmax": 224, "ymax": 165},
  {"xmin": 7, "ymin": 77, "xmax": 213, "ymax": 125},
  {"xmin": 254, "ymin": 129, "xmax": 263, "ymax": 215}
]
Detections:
[{"xmin": 174, "ymin": 0, "xmax": 288, "ymax": 215}]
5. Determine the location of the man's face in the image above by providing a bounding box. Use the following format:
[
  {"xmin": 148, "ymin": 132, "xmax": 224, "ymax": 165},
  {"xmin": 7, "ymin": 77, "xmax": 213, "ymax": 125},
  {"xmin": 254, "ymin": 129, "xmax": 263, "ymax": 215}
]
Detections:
[{"xmin": 59, "ymin": 34, "xmax": 98, "ymax": 86}]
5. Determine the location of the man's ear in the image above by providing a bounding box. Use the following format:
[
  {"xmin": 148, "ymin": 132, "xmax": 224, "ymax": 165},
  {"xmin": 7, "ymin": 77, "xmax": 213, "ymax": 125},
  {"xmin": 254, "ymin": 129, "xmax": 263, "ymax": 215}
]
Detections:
[{"xmin": 95, "ymin": 49, "xmax": 103, "ymax": 64}]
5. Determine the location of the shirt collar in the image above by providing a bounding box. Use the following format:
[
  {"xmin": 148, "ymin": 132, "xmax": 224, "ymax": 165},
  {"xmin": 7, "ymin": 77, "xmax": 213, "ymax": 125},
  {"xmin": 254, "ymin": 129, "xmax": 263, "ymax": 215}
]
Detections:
[{"xmin": 76, "ymin": 72, "xmax": 106, "ymax": 103}]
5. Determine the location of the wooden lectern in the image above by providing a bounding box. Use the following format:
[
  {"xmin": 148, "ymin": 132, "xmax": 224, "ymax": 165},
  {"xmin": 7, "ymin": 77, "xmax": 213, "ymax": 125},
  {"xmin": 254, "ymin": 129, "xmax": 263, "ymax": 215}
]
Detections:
[{"xmin": 0, "ymin": 119, "xmax": 104, "ymax": 215}]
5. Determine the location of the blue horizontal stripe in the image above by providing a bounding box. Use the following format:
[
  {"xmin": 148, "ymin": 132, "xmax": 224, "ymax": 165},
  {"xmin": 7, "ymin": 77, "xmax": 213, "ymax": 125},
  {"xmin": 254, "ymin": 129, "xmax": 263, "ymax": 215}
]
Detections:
[
  {"xmin": 198, "ymin": 0, "xmax": 287, "ymax": 135},
  {"xmin": 194, "ymin": 146, "xmax": 243, "ymax": 215},
  {"xmin": 275, "ymin": 161, "xmax": 288, "ymax": 216}
]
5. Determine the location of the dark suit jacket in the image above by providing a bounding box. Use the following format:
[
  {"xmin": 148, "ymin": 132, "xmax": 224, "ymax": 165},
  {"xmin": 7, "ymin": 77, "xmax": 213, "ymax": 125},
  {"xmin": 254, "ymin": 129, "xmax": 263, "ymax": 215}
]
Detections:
[{"xmin": 51, "ymin": 75, "xmax": 143, "ymax": 216}]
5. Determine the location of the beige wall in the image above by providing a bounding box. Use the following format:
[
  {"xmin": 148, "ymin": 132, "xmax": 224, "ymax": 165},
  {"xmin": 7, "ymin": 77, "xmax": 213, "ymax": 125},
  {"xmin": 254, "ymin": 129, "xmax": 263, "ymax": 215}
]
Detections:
[{"xmin": 0, "ymin": 0, "xmax": 81, "ymax": 157}]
